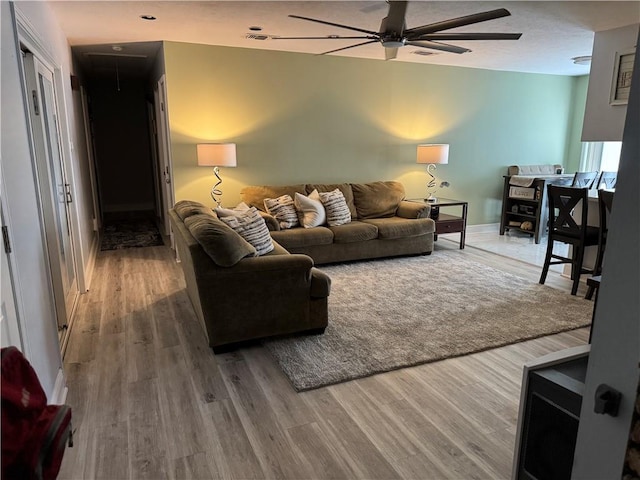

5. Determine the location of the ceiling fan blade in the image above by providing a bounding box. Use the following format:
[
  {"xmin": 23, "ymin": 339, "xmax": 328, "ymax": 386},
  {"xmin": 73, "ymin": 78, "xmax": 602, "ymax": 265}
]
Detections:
[
  {"xmin": 406, "ymin": 40, "xmax": 470, "ymax": 54},
  {"xmin": 416, "ymin": 32, "xmax": 522, "ymax": 41},
  {"xmin": 385, "ymin": 47, "xmax": 399, "ymax": 60},
  {"xmin": 320, "ymin": 40, "xmax": 379, "ymax": 55},
  {"xmin": 405, "ymin": 8, "xmax": 512, "ymax": 38},
  {"xmin": 381, "ymin": 1, "xmax": 408, "ymax": 34},
  {"xmin": 288, "ymin": 14, "xmax": 378, "ymax": 36},
  {"xmin": 272, "ymin": 35, "xmax": 376, "ymax": 40}
]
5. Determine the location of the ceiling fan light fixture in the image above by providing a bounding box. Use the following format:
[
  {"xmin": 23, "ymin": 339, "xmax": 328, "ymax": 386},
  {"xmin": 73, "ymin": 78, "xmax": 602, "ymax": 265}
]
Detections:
[
  {"xmin": 572, "ymin": 55, "xmax": 592, "ymax": 65},
  {"xmin": 412, "ymin": 50, "xmax": 438, "ymax": 56}
]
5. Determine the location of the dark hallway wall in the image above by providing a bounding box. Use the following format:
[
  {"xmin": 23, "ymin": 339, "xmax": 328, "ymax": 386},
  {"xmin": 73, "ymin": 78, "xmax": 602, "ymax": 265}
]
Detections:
[{"xmin": 89, "ymin": 77, "xmax": 155, "ymax": 213}]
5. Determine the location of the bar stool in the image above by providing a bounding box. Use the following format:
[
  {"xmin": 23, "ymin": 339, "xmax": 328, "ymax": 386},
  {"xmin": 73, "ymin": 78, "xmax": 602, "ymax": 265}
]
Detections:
[
  {"xmin": 585, "ymin": 189, "xmax": 615, "ymax": 300},
  {"xmin": 539, "ymin": 185, "xmax": 600, "ymax": 295},
  {"xmin": 571, "ymin": 171, "xmax": 598, "ymax": 189}
]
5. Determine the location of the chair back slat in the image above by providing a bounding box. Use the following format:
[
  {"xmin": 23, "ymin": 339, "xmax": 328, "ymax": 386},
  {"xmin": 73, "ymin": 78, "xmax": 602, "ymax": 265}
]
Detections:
[
  {"xmin": 597, "ymin": 171, "xmax": 617, "ymax": 190},
  {"xmin": 547, "ymin": 185, "xmax": 588, "ymax": 237},
  {"xmin": 571, "ymin": 171, "xmax": 598, "ymax": 189}
]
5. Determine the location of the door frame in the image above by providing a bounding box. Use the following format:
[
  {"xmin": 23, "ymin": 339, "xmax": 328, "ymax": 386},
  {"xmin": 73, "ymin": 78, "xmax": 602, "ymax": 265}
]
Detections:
[{"xmin": 154, "ymin": 74, "xmax": 175, "ymax": 238}]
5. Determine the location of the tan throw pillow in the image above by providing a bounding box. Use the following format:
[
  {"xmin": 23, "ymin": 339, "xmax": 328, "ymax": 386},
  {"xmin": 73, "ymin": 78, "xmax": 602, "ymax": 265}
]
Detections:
[
  {"xmin": 352, "ymin": 181, "xmax": 405, "ymax": 219},
  {"xmin": 319, "ymin": 189, "xmax": 351, "ymax": 226},
  {"xmin": 184, "ymin": 214, "xmax": 256, "ymax": 267},
  {"xmin": 217, "ymin": 206, "xmax": 274, "ymax": 255},
  {"xmin": 294, "ymin": 190, "xmax": 326, "ymax": 228},
  {"xmin": 264, "ymin": 195, "xmax": 299, "ymax": 229}
]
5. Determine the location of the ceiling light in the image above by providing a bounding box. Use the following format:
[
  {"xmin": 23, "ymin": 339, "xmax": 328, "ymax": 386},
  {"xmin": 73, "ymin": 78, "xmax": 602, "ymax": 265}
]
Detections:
[
  {"xmin": 245, "ymin": 34, "xmax": 270, "ymax": 41},
  {"xmin": 140, "ymin": 15, "xmax": 156, "ymax": 21},
  {"xmin": 572, "ymin": 56, "xmax": 591, "ymax": 65}
]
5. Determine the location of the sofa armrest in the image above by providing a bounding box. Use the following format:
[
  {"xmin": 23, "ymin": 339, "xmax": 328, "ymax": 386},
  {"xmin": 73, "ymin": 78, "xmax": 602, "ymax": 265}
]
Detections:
[
  {"xmin": 310, "ymin": 267, "xmax": 331, "ymax": 298},
  {"xmin": 258, "ymin": 210, "xmax": 280, "ymax": 231},
  {"xmin": 397, "ymin": 200, "xmax": 430, "ymax": 219}
]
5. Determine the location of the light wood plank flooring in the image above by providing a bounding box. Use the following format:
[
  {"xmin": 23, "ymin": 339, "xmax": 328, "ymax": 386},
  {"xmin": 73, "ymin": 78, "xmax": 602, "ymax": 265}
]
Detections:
[{"xmin": 58, "ymin": 240, "xmax": 590, "ymax": 480}]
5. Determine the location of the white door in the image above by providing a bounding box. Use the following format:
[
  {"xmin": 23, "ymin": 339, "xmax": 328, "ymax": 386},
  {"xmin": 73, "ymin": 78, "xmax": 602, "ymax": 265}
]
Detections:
[
  {"xmin": 155, "ymin": 75, "xmax": 175, "ymax": 236},
  {"xmin": 23, "ymin": 52, "xmax": 78, "ymax": 331},
  {"xmin": 1, "ymin": 203, "xmax": 23, "ymax": 350}
]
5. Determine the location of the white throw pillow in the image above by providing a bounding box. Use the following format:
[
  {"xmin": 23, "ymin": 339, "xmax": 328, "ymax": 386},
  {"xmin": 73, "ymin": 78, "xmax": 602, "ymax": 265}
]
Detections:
[
  {"xmin": 214, "ymin": 202, "xmax": 250, "ymax": 217},
  {"xmin": 216, "ymin": 206, "xmax": 274, "ymax": 255},
  {"xmin": 319, "ymin": 189, "xmax": 351, "ymax": 226},
  {"xmin": 263, "ymin": 195, "xmax": 300, "ymax": 229},
  {"xmin": 294, "ymin": 190, "xmax": 326, "ymax": 228}
]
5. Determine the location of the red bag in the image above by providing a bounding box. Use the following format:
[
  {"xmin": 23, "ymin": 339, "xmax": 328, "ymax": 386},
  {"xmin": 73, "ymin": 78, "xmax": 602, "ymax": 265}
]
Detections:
[{"xmin": 1, "ymin": 346, "xmax": 73, "ymax": 480}]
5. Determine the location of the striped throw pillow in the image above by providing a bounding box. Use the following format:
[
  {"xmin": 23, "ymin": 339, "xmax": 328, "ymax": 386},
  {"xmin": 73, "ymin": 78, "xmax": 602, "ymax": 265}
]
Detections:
[
  {"xmin": 217, "ymin": 206, "xmax": 274, "ymax": 256},
  {"xmin": 264, "ymin": 195, "xmax": 299, "ymax": 229},
  {"xmin": 319, "ymin": 189, "xmax": 351, "ymax": 226}
]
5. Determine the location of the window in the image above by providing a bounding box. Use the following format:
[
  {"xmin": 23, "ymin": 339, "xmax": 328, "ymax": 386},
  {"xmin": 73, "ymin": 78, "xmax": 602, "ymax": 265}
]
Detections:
[{"xmin": 579, "ymin": 141, "xmax": 622, "ymax": 173}]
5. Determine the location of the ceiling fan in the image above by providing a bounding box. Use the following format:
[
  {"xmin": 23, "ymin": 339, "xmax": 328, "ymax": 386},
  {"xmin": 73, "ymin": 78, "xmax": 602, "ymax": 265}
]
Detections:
[{"xmin": 271, "ymin": 1, "xmax": 522, "ymax": 60}]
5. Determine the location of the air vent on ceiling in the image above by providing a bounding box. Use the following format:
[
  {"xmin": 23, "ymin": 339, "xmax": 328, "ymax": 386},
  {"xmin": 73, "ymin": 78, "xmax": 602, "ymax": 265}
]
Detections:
[
  {"xmin": 245, "ymin": 33, "xmax": 270, "ymax": 41},
  {"xmin": 411, "ymin": 50, "xmax": 439, "ymax": 57}
]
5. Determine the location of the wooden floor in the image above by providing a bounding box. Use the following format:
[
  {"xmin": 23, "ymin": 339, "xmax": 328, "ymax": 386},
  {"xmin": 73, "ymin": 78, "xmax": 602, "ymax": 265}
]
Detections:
[{"xmin": 58, "ymin": 239, "xmax": 590, "ymax": 480}]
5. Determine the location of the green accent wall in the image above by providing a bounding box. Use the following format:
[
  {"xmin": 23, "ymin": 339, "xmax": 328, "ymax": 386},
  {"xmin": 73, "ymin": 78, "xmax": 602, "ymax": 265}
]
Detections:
[{"xmin": 164, "ymin": 41, "xmax": 587, "ymax": 225}]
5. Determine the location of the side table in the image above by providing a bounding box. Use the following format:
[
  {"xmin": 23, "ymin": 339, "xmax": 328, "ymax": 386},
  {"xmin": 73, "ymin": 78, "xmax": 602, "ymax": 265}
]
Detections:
[{"xmin": 410, "ymin": 197, "xmax": 468, "ymax": 249}]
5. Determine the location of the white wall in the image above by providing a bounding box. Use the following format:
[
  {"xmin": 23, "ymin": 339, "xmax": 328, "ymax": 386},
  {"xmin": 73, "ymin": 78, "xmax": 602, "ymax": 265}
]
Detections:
[
  {"xmin": 573, "ymin": 33, "xmax": 640, "ymax": 478},
  {"xmin": 582, "ymin": 23, "xmax": 639, "ymax": 141}
]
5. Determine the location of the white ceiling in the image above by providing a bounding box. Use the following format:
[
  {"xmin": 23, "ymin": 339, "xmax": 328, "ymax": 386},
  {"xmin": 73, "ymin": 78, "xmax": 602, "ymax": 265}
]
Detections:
[{"xmin": 50, "ymin": 1, "xmax": 640, "ymax": 76}]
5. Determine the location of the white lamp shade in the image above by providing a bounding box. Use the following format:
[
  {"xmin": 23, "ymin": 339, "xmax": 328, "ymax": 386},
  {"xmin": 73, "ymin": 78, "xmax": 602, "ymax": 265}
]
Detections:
[
  {"xmin": 417, "ymin": 144, "xmax": 449, "ymax": 165},
  {"xmin": 197, "ymin": 143, "xmax": 237, "ymax": 167}
]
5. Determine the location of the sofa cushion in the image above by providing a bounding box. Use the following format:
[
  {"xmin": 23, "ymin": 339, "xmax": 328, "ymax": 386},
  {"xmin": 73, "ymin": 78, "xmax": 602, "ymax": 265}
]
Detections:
[
  {"xmin": 294, "ymin": 190, "xmax": 326, "ymax": 228},
  {"xmin": 174, "ymin": 200, "xmax": 214, "ymax": 220},
  {"xmin": 184, "ymin": 214, "xmax": 256, "ymax": 267},
  {"xmin": 264, "ymin": 195, "xmax": 300, "ymax": 229},
  {"xmin": 329, "ymin": 221, "xmax": 378, "ymax": 244},
  {"xmin": 271, "ymin": 226, "xmax": 334, "ymax": 249},
  {"xmin": 306, "ymin": 183, "xmax": 357, "ymax": 219},
  {"xmin": 241, "ymin": 184, "xmax": 307, "ymax": 212},
  {"xmin": 319, "ymin": 189, "xmax": 352, "ymax": 226},
  {"xmin": 351, "ymin": 181, "xmax": 405, "ymax": 219},
  {"xmin": 217, "ymin": 206, "xmax": 275, "ymax": 255},
  {"xmin": 361, "ymin": 217, "xmax": 434, "ymax": 239}
]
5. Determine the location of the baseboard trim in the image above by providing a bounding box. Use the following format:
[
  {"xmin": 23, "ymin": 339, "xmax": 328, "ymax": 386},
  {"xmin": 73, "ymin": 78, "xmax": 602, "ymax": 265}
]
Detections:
[{"xmin": 51, "ymin": 368, "xmax": 68, "ymax": 404}]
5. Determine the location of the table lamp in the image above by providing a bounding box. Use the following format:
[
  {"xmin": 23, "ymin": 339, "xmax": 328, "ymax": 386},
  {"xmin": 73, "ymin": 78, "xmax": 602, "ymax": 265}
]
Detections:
[
  {"xmin": 417, "ymin": 144, "xmax": 449, "ymax": 203},
  {"xmin": 197, "ymin": 143, "xmax": 237, "ymax": 207}
]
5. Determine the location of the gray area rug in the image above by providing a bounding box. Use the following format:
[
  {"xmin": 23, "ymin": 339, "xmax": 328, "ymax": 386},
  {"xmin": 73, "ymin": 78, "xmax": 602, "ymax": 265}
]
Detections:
[{"xmin": 264, "ymin": 250, "xmax": 592, "ymax": 391}]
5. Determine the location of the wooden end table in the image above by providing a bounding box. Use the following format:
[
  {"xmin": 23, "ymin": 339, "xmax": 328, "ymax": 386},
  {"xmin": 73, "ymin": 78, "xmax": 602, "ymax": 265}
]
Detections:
[{"xmin": 410, "ymin": 197, "xmax": 468, "ymax": 249}]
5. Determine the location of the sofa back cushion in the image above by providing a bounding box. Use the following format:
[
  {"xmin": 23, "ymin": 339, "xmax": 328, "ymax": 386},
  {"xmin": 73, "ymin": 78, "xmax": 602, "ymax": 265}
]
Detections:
[
  {"xmin": 351, "ymin": 181, "xmax": 405, "ymax": 219},
  {"xmin": 306, "ymin": 183, "xmax": 357, "ymax": 219},
  {"xmin": 184, "ymin": 214, "xmax": 256, "ymax": 267},
  {"xmin": 174, "ymin": 200, "xmax": 215, "ymax": 220},
  {"xmin": 241, "ymin": 185, "xmax": 307, "ymax": 212}
]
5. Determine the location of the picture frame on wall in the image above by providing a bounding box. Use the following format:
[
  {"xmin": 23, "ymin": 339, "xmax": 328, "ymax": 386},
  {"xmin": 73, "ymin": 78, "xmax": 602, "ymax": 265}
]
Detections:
[{"xmin": 610, "ymin": 47, "xmax": 635, "ymax": 105}]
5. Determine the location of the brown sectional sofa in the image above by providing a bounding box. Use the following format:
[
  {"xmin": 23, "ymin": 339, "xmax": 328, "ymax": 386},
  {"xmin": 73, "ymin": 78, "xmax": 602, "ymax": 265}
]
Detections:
[
  {"xmin": 169, "ymin": 180, "xmax": 435, "ymax": 352},
  {"xmin": 241, "ymin": 181, "xmax": 436, "ymax": 264},
  {"xmin": 169, "ymin": 203, "xmax": 330, "ymax": 352}
]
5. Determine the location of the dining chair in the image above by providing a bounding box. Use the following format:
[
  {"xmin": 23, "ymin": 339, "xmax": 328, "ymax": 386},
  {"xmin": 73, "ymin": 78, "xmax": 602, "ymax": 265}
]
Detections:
[
  {"xmin": 593, "ymin": 189, "xmax": 615, "ymax": 275},
  {"xmin": 571, "ymin": 171, "xmax": 599, "ymax": 189},
  {"xmin": 539, "ymin": 185, "xmax": 600, "ymax": 295},
  {"xmin": 596, "ymin": 171, "xmax": 617, "ymax": 190}
]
